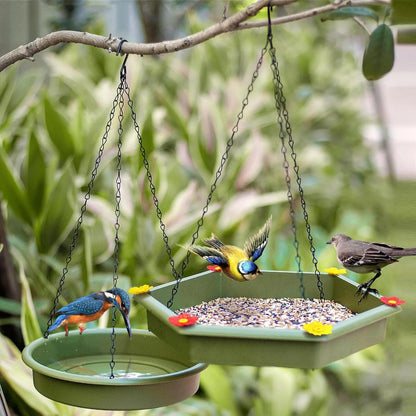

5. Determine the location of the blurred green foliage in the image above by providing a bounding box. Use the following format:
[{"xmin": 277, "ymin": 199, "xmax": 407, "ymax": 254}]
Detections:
[{"xmin": 0, "ymin": 13, "xmax": 405, "ymax": 416}]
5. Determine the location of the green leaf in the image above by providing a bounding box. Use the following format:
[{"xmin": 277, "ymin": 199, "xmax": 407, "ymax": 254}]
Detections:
[
  {"xmin": 392, "ymin": 0, "xmax": 416, "ymax": 24},
  {"xmin": 140, "ymin": 111, "xmax": 155, "ymax": 156},
  {"xmin": 81, "ymin": 228, "xmax": 92, "ymax": 293},
  {"xmin": 322, "ymin": 6, "xmax": 379, "ymax": 22},
  {"xmin": 362, "ymin": 24, "xmax": 394, "ymax": 80},
  {"xmin": 0, "ymin": 146, "xmax": 33, "ymax": 225},
  {"xmin": 43, "ymin": 94, "xmax": 76, "ymax": 163},
  {"xmin": 24, "ymin": 130, "xmax": 47, "ymax": 216},
  {"xmin": 35, "ymin": 162, "xmax": 76, "ymax": 253},
  {"xmin": 19, "ymin": 263, "xmax": 43, "ymax": 345},
  {"xmin": 199, "ymin": 365, "xmax": 240, "ymax": 416},
  {"xmin": 0, "ymin": 297, "xmax": 21, "ymax": 315}
]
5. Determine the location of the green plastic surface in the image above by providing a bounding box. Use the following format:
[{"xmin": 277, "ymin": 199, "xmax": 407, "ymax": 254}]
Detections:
[
  {"xmin": 137, "ymin": 271, "xmax": 401, "ymax": 368},
  {"xmin": 22, "ymin": 329, "xmax": 207, "ymax": 410}
]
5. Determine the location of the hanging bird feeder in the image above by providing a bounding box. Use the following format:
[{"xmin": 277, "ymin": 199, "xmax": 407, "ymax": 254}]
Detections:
[
  {"xmin": 23, "ymin": 7, "xmax": 402, "ymax": 411},
  {"xmin": 22, "ymin": 329, "xmax": 207, "ymax": 410},
  {"xmin": 134, "ymin": 6, "xmax": 401, "ymax": 367},
  {"xmin": 22, "ymin": 42, "xmax": 207, "ymax": 410},
  {"xmin": 136, "ymin": 271, "xmax": 400, "ymax": 368}
]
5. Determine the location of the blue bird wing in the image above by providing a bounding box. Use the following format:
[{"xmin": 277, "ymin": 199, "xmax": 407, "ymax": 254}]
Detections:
[
  {"xmin": 56, "ymin": 293, "xmax": 105, "ymax": 316},
  {"xmin": 189, "ymin": 246, "xmax": 229, "ymax": 268},
  {"xmin": 244, "ymin": 216, "xmax": 272, "ymax": 261}
]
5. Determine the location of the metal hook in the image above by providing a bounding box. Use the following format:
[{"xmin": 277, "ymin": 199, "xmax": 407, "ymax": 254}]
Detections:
[
  {"xmin": 117, "ymin": 39, "xmax": 129, "ymax": 80},
  {"xmin": 267, "ymin": 3, "xmax": 274, "ymax": 48}
]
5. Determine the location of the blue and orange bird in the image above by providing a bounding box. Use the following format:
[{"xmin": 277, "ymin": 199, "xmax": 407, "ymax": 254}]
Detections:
[
  {"xmin": 189, "ymin": 216, "xmax": 272, "ymax": 282},
  {"xmin": 47, "ymin": 288, "xmax": 132, "ymax": 338}
]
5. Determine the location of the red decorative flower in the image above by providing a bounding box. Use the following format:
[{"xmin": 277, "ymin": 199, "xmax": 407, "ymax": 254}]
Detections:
[
  {"xmin": 380, "ymin": 296, "xmax": 405, "ymax": 306},
  {"xmin": 168, "ymin": 313, "xmax": 198, "ymax": 327},
  {"xmin": 207, "ymin": 265, "xmax": 222, "ymax": 272}
]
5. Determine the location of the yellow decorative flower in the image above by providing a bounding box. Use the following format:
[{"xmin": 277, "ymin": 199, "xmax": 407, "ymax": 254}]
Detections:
[
  {"xmin": 303, "ymin": 321, "xmax": 333, "ymax": 336},
  {"xmin": 324, "ymin": 267, "xmax": 346, "ymax": 275},
  {"xmin": 129, "ymin": 285, "xmax": 153, "ymax": 295}
]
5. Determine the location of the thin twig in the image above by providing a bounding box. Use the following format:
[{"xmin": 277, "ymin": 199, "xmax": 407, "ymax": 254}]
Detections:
[{"xmin": 352, "ymin": 16, "xmax": 372, "ymax": 35}]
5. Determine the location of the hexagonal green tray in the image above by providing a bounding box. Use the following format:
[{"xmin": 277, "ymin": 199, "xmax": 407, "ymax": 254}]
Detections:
[
  {"xmin": 136, "ymin": 270, "xmax": 400, "ymax": 368},
  {"xmin": 22, "ymin": 329, "xmax": 207, "ymax": 410}
]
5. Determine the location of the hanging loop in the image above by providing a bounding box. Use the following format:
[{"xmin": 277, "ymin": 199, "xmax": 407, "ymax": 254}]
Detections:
[
  {"xmin": 267, "ymin": 3, "xmax": 273, "ymax": 40},
  {"xmin": 117, "ymin": 39, "xmax": 129, "ymax": 80}
]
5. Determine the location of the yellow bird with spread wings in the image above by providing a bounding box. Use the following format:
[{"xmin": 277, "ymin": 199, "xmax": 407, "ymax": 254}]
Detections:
[{"xmin": 189, "ymin": 216, "xmax": 272, "ymax": 282}]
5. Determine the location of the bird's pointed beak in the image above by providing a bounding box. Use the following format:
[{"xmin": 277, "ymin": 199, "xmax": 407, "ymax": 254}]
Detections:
[
  {"xmin": 121, "ymin": 310, "xmax": 132, "ymax": 339},
  {"xmin": 326, "ymin": 240, "xmax": 331, "ymax": 245}
]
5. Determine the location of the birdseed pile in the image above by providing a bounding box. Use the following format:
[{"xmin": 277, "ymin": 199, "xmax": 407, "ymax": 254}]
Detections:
[{"xmin": 175, "ymin": 297, "xmax": 356, "ymax": 329}]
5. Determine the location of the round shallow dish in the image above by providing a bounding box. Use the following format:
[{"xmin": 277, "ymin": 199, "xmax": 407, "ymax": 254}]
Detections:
[{"xmin": 22, "ymin": 329, "xmax": 207, "ymax": 410}]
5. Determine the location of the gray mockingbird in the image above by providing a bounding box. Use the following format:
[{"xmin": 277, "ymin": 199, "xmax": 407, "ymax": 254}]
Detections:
[{"xmin": 327, "ymin": 233, "xmax": 416, "ymax": 302}]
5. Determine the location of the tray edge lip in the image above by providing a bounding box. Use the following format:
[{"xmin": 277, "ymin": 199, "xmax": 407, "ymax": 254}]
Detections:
[{"xmin": 22, "ymin": 328, "xmax": 207, "ymax": 386}]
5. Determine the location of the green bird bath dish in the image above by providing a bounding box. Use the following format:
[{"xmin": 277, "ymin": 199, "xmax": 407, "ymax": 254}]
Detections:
[
  {"xmin": 136, "ymin": 270, "xmax": 401, "ymax": 368},
  {"xmin": 22, "ymin": 329, "xmax": 207, "ymax": 410}
]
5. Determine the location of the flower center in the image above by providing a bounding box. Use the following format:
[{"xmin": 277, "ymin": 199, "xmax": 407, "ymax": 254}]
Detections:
[{"xmin": 178, "ymin": 318, "xmax": 189, "ymax": 324}]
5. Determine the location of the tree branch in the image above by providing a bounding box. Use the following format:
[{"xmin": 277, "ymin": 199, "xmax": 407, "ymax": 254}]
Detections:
[{"xmin": 0, "ymin": 0, "xmax": 390, "ymax": 72}]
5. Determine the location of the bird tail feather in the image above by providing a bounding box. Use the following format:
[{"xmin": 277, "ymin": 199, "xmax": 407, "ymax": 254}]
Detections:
[
  {"xmin": 398, "ymin": 248, "xmax": 416, "ymax": 256},
  {"xmin": 47, "ymin": 315, "xmax": 66, "ymax": 332}
]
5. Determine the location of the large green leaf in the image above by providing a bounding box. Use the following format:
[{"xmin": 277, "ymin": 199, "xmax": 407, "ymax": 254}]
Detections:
[
  {"xmin": 43, "ymin": 94, "xmax": 76, "ymax": 163},
  {"xmin": 0, "ymin": 297, "xmax": 21, "ymax": 315},
  {"xmin": 19, "ymin": 263, "xmax": 43, "ymax": 345},
  {"xmin": 35, "ymin": 162, "xmax": 76, "ymax": 253},
  {"xmin": 24, "ymin": 130, "xmax": 47, "ymax": 216},
  {"xmin": 392, "ymin": 0, "xmax": 416, "ymax": 24},
  {"xmin": 362, "ymin": 24, "xmax": 394, "ymax": 80},
  {"xmin": 322, "ymin": 6, "xmax": 379, "ymax": 22},
  {"xmin": 0, "ymin": 146, "xmax": 33, "ymax": 225},
  {"xmin": 80, "ymin": 228, "xmax": 92, "ymax": 293},
  {"xmin": 199, "ymin": 365, "xmax": 240, "ymax": 416}
]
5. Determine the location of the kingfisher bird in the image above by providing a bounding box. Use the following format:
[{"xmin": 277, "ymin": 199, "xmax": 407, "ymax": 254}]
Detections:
[
  {"xmin": 47, "ymin": 288, "xmax": 132, "ymax": 337},
  {"xmin": 189, "ymin": 216, "xmax": 272, "ymax": 282}
]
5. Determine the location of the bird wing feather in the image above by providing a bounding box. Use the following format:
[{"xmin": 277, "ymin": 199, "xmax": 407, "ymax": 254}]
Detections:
[
  {"xmin": 340, "ymin": 246, "xmax": 397, "ymax": 267},
  {"xmin": 243, "ymin": 216, "xmax": 272, "ymax": 261},
  {"xmin": 203, "ymin": 234, "xmax": 225, "ymax": 250},
  {"xmin": 189, "ymin": 245, "xmax": 229, "ymax": 267},
  {"xmin": 57, "ymin": 294, "xmax": 105, "ymax": 316}
]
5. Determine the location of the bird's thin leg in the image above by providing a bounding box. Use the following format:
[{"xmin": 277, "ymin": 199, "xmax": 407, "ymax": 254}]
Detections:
[
  {"xmin": 79, "ymin": 325, "xmax": 86, "ymax": 334},
  {"xmin": 65, "ymin": 325, "xmax": 69, "ymax": 336},
  {"xmin": 356, "ymin": 269, "xmax": 381, "ymax": 302}
]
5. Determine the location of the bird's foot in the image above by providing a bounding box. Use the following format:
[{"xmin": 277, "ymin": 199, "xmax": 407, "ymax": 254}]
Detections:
[
  {"xmin": 355, "ymin": 284, "xmax": 379, "ymax": 303},
  {"xmin": 79, "ymin": 326, "xmax": 86, "ymax": 334}
]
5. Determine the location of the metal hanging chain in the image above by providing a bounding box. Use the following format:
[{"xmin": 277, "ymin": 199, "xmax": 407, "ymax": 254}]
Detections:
[
  {"xmin": 122, "ymin": 46, "xmax": 267, "ymax": 309},
  {"xmin": 122, "ymin": 44, "xmax": 269, "ymax": 309},
  {"xmin": 266, "ymin": 5, "xmax": 324, "ymax": 299},
  {"xmin": 109, "ymin": 46, "xmax": 127, "ymax": 378},
  {"xmin": 43, "ymin": 61, "xmax": 125, "ymax": 338}
]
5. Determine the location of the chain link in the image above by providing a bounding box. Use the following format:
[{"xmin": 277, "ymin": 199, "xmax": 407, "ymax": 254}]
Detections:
[
  {"xmin": 44, "ymin": 71, "xmax": 124, "ymax": 338},
  {"xmin": 109, "ymin": 71, "xmax": 125, "ymax": 378},
  {"xmin": 267, "ymin": 5, "xmax": 324, "ymax": 299}
]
